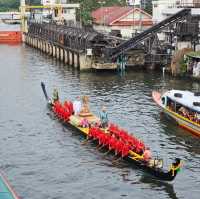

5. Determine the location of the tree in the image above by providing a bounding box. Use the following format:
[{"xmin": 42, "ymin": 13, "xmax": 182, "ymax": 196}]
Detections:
[
  {"xmin": 25, "ymin": 0, "xmax": 41, "ymax": 5},
  {"xmin": 0, "ymin": 0, "xmax": 41, "ymax": 11},
  {"xmin": 0, "ymin": 0, "xmax": 20, "ymax": 11},
  {"xmin": 72, "ymin": 0, "xmax": 126, "ymax": 25},
  {"xmin": 141, "ymin": 0, "xmax": 153, "ymax": 14}
]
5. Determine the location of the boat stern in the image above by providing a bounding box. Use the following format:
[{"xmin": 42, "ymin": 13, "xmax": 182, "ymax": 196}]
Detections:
[{"xmin": 152, "ymin": 91, "xmax": 162, "ymax": 107}]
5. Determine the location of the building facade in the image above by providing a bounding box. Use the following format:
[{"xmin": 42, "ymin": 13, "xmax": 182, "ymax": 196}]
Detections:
[
  {"xmin": 41, "ymin": 0, "xmax": 79, "ymax": 22},
  {"xmin": 152, "ymin": 0, "xmax": 200, "ymax": 23}
]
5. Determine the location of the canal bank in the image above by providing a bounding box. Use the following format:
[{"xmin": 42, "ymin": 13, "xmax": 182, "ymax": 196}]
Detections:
[{"xmin": 0, "ymin": 44, "xmax": 200, "ymax": 199}]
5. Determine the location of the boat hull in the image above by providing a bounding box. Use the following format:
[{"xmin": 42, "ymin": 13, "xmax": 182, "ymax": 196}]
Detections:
[
  {"xmin": 0, "ymin": 31, "xmax": 22, "ymax": 44},
  {"xmin": 0, "ymin": 172, "xmax": 19, "ymax": 199},
  {"xmin": 47, "ymin": 104, "xmax": 177, "ymax": 181},
  {"xmin": 152, "ymin": 91, "xmax": 200, "ymax": 137},
  {"xmin": 41, "ymin": 83, "xmax": 179, "ymax": 181}
]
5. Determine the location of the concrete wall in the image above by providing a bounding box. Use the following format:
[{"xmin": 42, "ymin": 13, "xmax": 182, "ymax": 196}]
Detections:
[{"xmin": 25, "ymin": 34, "xmax": 116, "ymax": 71}]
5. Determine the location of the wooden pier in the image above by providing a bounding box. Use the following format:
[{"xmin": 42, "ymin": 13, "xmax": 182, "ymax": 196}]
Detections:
[{"xmin": 25, "ymin": 22, "xmax": 118, "ymax": 70}]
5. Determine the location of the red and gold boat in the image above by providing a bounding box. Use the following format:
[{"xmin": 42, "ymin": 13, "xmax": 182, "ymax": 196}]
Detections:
[{"xmin": 41, "ymin": 82, "xmax": 182, "ymax": 181}]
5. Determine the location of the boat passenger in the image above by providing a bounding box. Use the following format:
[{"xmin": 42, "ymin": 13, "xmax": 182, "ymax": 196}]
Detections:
[
  {"xmin": 80, "ymin": 118, "xmax": 89, "ymax": 128},
  {"xmin": 52, "ymin": 88, "xmax": 59, "ymax": 103},
  {"xmin": 99, "ymin": 106, "xmax": 109, "ymax": 128},
  {"xmin": 143, "ymin": 147, "xmax": 152, "ymax": 162},
  {"xmin": 73, "ymin": 96, "xmax": 82, "ymax": 116},
  {"xmin": 194, "ymin": 112, "xmax": 200, "ymax": 123},
  {"xmin": 178, "ymin": 106, "xmax": 189, "ymax": 118},
  {"xmin": 169, "ymin": 101, "xmax": 175, "ymax": 111}
]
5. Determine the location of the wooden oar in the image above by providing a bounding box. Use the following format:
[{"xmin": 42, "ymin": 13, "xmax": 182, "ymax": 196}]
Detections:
[
  {"xmin": 96, "ymin": 143, "xmax": 104, "ymax": 149},
  {"xmin": 98, "ymin": 144, "xmax": 105, "ymax": 151},
  {"xmin": 81, "ymin": 137, "xmax": 94, "ymax": 145},
  {"xmin": 112, "ymin": 156, "xmax": 122, "ymax": 164},
  {"xmin": 81, "ymin": 138, "xmax": 90, "ymax": 145},
  {"xmin": 103, "ymin": 149, "xmax": 112, "ymax": 155}
]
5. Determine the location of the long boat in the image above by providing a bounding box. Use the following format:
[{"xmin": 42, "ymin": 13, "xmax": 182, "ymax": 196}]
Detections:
[
  {"xmin": 41, "ymin": 82, "xmax": 182, "ymax": 181},
  {"xmin": 152, "ymin": 90, "xmax": 200, "ymax": 137},
  {"xmin": 0, "ymin": 172, "xmax": 20, "ymax": 199}
]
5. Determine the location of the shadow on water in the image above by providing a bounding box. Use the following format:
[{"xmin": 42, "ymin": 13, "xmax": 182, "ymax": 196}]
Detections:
[{"xmin": 140, "ymin": 176, "xmax": 179, "ymax": 199}]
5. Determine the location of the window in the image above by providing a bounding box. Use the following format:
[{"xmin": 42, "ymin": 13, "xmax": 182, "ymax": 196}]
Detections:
[{"xmin": 161, "ymin": 97, "xmax": 165, "ymax": 105}]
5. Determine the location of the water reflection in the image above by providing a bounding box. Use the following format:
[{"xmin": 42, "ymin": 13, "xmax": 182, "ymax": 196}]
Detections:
[
  {"xmin": 0, "ymin": 44, "xmax": 200, "ymax": 199},
  {"xmin": 140, "ymin": 176, "xmax": 178, "ymax": 199}
]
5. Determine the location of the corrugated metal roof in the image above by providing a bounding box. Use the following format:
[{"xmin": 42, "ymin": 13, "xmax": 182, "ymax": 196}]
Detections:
[
  {"xmin": 91, "ymin": 6, "xmax": 152, "ymax": 26},
  {"xmin": 163, "ymin": 90, "xmax": 200, "ymax": 112}
]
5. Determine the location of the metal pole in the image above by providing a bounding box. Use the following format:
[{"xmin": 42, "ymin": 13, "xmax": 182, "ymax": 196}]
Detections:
[
  {"xmin": 139, "ymin": 0, "xmax": 142, "ymax": 32},
  {"xmin": 133, "ymin": 0, "xmax": 135, "ymax": 37}
]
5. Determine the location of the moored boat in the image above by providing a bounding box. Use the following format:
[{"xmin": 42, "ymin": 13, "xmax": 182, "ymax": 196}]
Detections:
[
  {"xmin": 0, "ymin": 31, "xmax": 22, "ymax": 43},
  {"xmin": 41, "ymin": 82, "xmax": 182, "ymax": 181},
  {"xmin": 152, "ymin": 90, "xmax": 200, "ymax": 137},
  {"xmin": 0, "ymin": 172, "xmax": 20, "ymax": 199},
  {"xmin": 2, "ymin": 19, "xmax": 20, "ymax": 25}
]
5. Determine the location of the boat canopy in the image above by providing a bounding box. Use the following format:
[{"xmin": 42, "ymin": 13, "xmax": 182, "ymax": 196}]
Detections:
[{"xmin": 163, "ymin": 90, "xmax": 200, "ymax": 113}]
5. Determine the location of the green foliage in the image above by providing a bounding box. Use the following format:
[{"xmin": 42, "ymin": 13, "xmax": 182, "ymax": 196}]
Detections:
[
  {"xmin": 186, "ymin": 51, "xmax": 200, "ymax": 58},
  {"xmin": 73, "ymin": 0, "xmax": 127, "ymax": 25},
  {"xmin": 179, "ymin": 58, "xmax": 187, "ymax": 74},
  {"xmin": 0, "ymin": 0, "xmax": 20, "ymax": 11},
  {"xmin": 26, "ymin": 0, "xmax": 41, "ymax": 5},
  {"xmin": 144, "ymin": 0, "xmax": 152, "ymax": 14},
  {"xmin": 0, "ymin": 0, "xmax": 41, "ymax": 11}
]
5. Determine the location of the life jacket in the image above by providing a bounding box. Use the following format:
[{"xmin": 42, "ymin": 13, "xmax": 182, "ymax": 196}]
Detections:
[
  {"xmin": 122, "ymin": 144, "xmax": 131, "ymax": 157},
  {"xmin": 97, "ymin": 132, "xmax": 105, "ymax": 145},
  {"xmin": 108, "ymin": 123, "xmax": 119, "ymax": 134},
  {"xmin": 53, "ymin": 101, "xmax": 62, "ymax": 116},
  {"xmin": 101, "ymin": 134, "xmax": 110, "ymax": 146},
  {"xmin": 115, "ymin": 140, "xmax": 124, "ymax": 155},
  {"xmin": 109, "ymin": 137, "xmax": 117, "ymax": 150},
  {"xmin": 88, "ymin": 128, "xmax": 94, "ymax": 138},
  {"xmin": 88, "ymin": 127, "xmax": 98, "ymax": 139},
  {"xmin": 63, "ymin": 108, "xmax": 70, "ymax": 121},
  {"xmin": 64, "ymin": 101, "xmax": 74, "ymax": 115}
]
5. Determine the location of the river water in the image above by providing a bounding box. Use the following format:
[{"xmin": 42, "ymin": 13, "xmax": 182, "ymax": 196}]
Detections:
[{"xmin": 0, "ymin": 43, "xmax": 199, "ymax": 199}]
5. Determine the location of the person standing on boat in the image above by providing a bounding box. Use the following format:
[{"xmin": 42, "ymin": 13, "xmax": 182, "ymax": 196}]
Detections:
[
  {"xmin": 73, "ymin": 96, "xmax": 82, "ymax": 115},
  {"xmin": 99, "ymin": 106, "xmax": 109, "ymax": 128},
  {"xmin": 52, "ymin": 88, "xmax": 59, "ymax": 103}
]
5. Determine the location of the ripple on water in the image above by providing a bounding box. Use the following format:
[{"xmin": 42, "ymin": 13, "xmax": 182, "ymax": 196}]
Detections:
[{"xmin": 0, "ymin": 44, "xmax": 200, "ymax": 199}]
